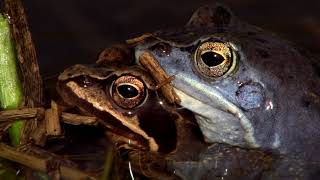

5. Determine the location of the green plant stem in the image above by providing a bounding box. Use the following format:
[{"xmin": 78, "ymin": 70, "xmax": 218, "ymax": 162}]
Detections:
[{"xmin": 0, "ymin": 14, "xmax": 23, "ymax": 146}]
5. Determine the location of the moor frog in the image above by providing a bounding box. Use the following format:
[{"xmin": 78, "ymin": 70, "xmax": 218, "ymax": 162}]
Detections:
[
  {"xmin": 57, "ymin": 3, "xmax": 320, "ymax": 180},
  {"xmin": 132, "ymin": 4, "xmax": 320, "ymax": 179},
  {"xmin": 57, "ymin": 64, "xmax": 180, "ymax": 153}
]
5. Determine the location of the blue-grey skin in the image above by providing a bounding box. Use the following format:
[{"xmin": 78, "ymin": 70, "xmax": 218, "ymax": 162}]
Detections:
[{"xmin": 134, "ymin": 4, "xmax": 320, "ymax": 179}]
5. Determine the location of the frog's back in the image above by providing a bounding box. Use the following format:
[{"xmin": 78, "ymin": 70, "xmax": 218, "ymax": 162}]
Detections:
[{"xmin": 243, "ymin": 29, "xmax": 320, "ymax": 179}]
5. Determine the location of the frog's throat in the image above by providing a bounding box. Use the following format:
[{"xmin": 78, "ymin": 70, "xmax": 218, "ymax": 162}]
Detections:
[{"xmin": 174, "ymin": 88, "xmax": 259, "ymax": 148}]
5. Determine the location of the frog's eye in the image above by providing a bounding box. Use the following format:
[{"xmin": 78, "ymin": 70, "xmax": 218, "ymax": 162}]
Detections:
[
  {"xmin": 194, "ymin": 41, "xmax": 236, "ymax": 78},
  {"xmin": 110, "ymin": 75, "xmax": 146, "ymax": 109}
]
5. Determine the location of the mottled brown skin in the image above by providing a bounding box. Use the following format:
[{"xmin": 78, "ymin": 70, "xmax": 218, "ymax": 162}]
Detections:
[{"xmin": 57, "ymin": 64, "xmax": 178, "ymax": 153}]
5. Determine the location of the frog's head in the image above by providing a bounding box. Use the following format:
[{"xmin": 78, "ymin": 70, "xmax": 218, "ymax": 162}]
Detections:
[
  {"xmin": 57, "ymin": 64, "xmax": 178, "ymax": 153},
  {"xmin": 131, "ymin": 4, "xmax": 320, "ymax": 155}
]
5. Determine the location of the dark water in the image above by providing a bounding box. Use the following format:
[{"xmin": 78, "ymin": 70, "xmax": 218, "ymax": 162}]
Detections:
[{"xmin": 22, "ymin": 0, "xmax": 320, "ymax": 76}]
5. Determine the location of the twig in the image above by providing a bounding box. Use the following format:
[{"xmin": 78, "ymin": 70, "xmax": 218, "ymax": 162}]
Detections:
[
  {"xmin": 30, "ymin": 119, "xmax": 46, "ymax": 146},
  {"xmin": 45, "ymin": 101, "xmax": 61, "ymax": 136},
  {"xmin": 0, "ymin": 108, "xmax": 98, "ymax": 126},
  {"xmin": 100, "ymin": 147, "xmax": 116, "ymax": 180},
  {"xmin": 138, "ymin": 51, "xmax": 180, "ymax": 104},
  {"xmin": 0, "ymin": 107, "xmax": 44, "ymax": 121},
  {"xmin": 126, "ymin": 33, "xmax": 153, "ymax": 45},
  {"xmin": 61, "ymin": 112, "xmax": 97, "ymax": 125},
  {"xmin": 0, "ymin": 143, "xmax": 96, "ymax": 180}
]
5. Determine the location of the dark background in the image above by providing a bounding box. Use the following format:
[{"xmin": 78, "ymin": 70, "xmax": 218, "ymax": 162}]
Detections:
[{"xmin": 22, "ymin": 0, "xmax": 320, "ymax": 76}]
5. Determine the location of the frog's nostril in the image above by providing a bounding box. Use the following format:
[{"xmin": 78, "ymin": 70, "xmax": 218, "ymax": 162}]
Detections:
[
  {"xmin": 77, "ymin": 75, "xmax": 96, "ymax": 88},
  {"xmin": 149, "ymin": 42, "xmax": 172, "ymax": 57}
]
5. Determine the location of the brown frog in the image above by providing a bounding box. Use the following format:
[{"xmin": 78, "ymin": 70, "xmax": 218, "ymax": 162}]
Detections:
[{"xmin": 57, "ymin": 64, "xmax": 179, "ymax": 153}]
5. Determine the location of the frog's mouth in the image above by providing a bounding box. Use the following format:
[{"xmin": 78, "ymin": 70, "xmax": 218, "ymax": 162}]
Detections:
[{"xmin": 173, "ymin": 87, "xmax": 259, "ymax": 148}]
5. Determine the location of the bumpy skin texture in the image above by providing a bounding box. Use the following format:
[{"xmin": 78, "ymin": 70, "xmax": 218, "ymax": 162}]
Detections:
[{"xmin": 134, "ymin": 4, "xmax": 320, "ymax": 179}]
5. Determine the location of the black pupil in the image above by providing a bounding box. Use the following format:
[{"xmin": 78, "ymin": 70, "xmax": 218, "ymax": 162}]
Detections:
[
  {"xmin": 201, "ymin": 52, "xmax": 225, "ymax": 67},
  {"xmin": 117, "ymin": 84, "xmax": 139, "ymax": 98}
]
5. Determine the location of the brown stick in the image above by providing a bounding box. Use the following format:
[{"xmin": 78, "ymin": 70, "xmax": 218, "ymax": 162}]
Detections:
[
  {"xmin": 61, "ymin": 113, "xmax": 97, "ymax": 125},
  {"xmin": 0, "ymin": 108, "xmax": 44, "ymax": 121},
  {"xmin": 0, "ymin": 143, "xmax": 96, "ymax": 180},
  {"xmin": 45, "ymin": 101, "xmax": 61, "ymax": 136},
  {"xmin": 30, "ymin": 119, "xmax": 47, "ymax": 146},
  {"xmin": 138, "ymin": 51, "xmax": 180, "ymax": 104},
  {"xmin": 0, "ymin": 108, "xmax": 98, "ymax": 126},
  {"xmin": 126, "ymin": 33, "xmax": 153, "ymax": 45}
]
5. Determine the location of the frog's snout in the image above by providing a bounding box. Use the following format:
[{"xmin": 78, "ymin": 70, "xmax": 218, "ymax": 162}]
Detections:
[{"xmin": 236, "ymin": 82, "xmax": 265, "ymax": 110}]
